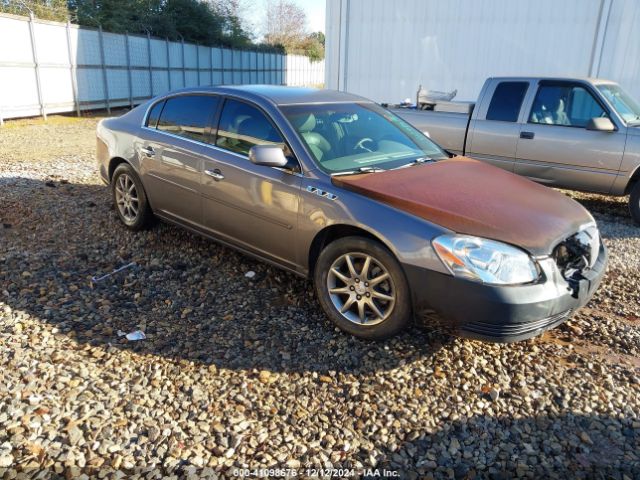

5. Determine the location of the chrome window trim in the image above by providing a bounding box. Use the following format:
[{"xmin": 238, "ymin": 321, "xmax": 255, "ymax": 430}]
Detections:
[{"xmin": 140, "ymin": 126, "xmax": 305, "ymax": 178}]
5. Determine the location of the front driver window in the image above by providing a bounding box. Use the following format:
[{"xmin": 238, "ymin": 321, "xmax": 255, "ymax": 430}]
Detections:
[
  {"xmin": 529, "ymin": 85, "xmax": 607, "ymax": 128},
  {"xmin": 216, "ymin": 99, "xmax": 285, "ymax": 156}
]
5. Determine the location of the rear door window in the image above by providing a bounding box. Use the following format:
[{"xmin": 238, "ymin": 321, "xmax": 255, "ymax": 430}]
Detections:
[
  {"xmin": 486, "ymin": 82, "xmax": 529, "ymax": 122},
  {"xmin": 156, "ymin": 95, "xmax": 219, "ymax": 142},
  {"xmin": 215, "ymin": 99, "xmax": 285, "ymax": 156}
]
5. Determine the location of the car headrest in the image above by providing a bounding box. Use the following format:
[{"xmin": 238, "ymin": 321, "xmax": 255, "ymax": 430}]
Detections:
[
  {"xmin": 291, "ymin": 113, "xmax": 316, "ymax": 133},
  {"xmin": 237, "ymin": 117, "xmax": 273, "ymax": 140}
]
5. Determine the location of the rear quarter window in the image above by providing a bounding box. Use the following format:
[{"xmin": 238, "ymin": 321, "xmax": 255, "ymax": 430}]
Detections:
[
  {"xmin": 146, "ymin": 100, "xmax": 165, "ymax": 128},
  {"xmin": 486, "ymin": 82, "xmax": 529, "ymax": 122}
]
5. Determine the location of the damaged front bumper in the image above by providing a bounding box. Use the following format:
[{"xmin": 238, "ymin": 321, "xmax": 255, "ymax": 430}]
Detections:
[{"xmin": 405, "ymin": 242, "xmax": 608, "ymax": 343}]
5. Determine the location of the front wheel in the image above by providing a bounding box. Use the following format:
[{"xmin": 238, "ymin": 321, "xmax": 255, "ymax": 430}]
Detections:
[
  {"xmin": 630, "ymin": 181, "xmax": 640, "ymax": 226},
  {"xmin": 314, "ymin": 236, "xmax": 412, "ymax": 340}
]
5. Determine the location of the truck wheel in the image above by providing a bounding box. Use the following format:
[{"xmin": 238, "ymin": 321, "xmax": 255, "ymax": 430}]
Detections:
[
  {"xmin": 111, "ymin": 163, "xmax": 154, "ymax": 231},
  {"xmin": 630, "ymin": 181, "xmax": 640, "ymax": 226},
  {"xmin": 314, "ymin": 236, "xmax": 412, "ymax": 340}
]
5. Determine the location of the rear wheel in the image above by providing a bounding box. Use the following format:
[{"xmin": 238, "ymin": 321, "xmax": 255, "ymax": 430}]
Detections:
[
  {"xmin": 314, "ymin": 236, "xmax": 412, "ymax": 339},
  {"xmin": 111, "ymin": 164, "xmax": 153, "ymax": 231},
  {"xmin": 630, "ymin": 181, "xmax": 640, "ymax": 226}
]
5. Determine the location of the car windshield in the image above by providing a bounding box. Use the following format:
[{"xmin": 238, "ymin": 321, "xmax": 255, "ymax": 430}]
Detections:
[
  {"xmin": 280, "ymin": 102, "xmax": 449, "ymax": 173},
  {"xmin": 597, "ymin": 84, "xmax": 640, "ymax": 125}
]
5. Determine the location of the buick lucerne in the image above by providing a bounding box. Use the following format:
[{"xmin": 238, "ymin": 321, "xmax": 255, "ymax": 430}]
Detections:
[{"xmin": 97, "ymin": 86, "xmax": 607, "ymax": 341}]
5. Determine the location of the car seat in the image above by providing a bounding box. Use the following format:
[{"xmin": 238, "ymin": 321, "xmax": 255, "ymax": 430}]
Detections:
[{"xmin": 291, "ymin": 113, "xmax": 332, "ymax": 161}]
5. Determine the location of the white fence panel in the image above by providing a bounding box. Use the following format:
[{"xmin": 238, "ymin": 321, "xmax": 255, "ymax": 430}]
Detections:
[
  {"xmin": 0, "ymin": 13, "xmax": 325, "ymax": 122},
  {"xmin": 286, "ymin": 54, "xmax": 325, "ymax": 86}
]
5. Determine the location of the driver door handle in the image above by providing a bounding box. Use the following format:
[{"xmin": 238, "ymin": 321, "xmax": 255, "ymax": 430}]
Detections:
[
  {"xmin": 140, "ymin": 146, "xmax": 155, "ymax": 156},
  {"xmin": 520, "ymin": 131, "xmax": 535, "ymax": 140},
  {"xmin": 205, "ymin": 169, "xmax": 225, "ymax": 181}
]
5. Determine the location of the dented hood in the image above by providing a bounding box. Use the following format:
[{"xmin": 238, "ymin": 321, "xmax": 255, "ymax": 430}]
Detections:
[{"xmin": 332, "ymin": 157, "xmax": 594, "ymax": 256}]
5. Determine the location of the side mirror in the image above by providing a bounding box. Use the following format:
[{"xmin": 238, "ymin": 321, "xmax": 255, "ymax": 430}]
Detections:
[
  {"xmin": 586, "ymin": 117, "xmax": 615, "ymax": 132},
  {"xmin": 249, "ymin": 144, "xmax": 289, "ymax": 168}
]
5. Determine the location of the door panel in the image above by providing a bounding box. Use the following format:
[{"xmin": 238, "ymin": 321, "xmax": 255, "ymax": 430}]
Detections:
[
  {"xmin": 146, "ymin": 136, "xmax": 204, "ymax": 224},
  {"xmin": 200, "ymin": 97, "xmax": 301, "ymax": 268},
  {"xmin": 466, "ymin": 121, "xmax": 522, "ymax": 171},
  {"xmin": 466, "ymin": 81, "xmax": 530, "ymax": 172},
  {"xmin": 201, "ymin": 152, "xmax": 301, "ymax": 268},
  {"xmin": 515, "ymin": 82, "xmax": 625, "ymax": 193},
  {"xmin": 137, "ymin": 94, "xmax": 220, "ymax": 225},
  {"xmin": 514, "ymin": 126, "xmax": 625, "ymax": 192}
]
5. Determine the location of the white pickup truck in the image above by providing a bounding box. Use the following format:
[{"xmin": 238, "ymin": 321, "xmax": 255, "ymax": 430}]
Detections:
[{"xmin": 394, "ymin": 77, "xmax": 640, "ymax": 224}]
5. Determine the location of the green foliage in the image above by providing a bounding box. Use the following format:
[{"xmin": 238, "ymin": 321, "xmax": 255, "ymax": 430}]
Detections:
[
  {"xmin": 0, "ymin": 0, "xmax": 69, "ymax": 21},
  {"xmin": 0, "ymin": 0, "xmax": 284, "ymax": 53},
  {"xmin": 66, "ymin": 0, "xmax": 257, "ymax": 48}
]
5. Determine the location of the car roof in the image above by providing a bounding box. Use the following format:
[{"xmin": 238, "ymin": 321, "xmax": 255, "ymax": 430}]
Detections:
[
  {"xmin": 161, "ymin": 85, "xmax": 373, "ymax": 106},
  {"xmin": 488, "ymin": 76, "xmax": 617, "ymax": 85}
]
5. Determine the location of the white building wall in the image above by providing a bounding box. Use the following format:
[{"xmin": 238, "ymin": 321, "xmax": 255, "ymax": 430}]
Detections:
[{"xmin": 326, "ymin": 0, "xmax": 640, "ymax": 103}]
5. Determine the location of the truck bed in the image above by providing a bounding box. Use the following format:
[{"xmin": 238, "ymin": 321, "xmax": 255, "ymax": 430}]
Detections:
[{"xmin": 392, "ymin": 106, "xmax": 472, "ymax": 155}]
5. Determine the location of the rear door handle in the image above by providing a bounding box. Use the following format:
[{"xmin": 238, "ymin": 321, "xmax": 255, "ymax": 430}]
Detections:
[
  {"xmin": 204, "ymin": 169, "xmax": 224, "ymax": 181},
  {"xmin": 520, "ymin": 131, "xmax": 535, "ymax": 140},
  {"xmin": 140, "ymin": 146, "xmax": 155, "ymax": 156}
]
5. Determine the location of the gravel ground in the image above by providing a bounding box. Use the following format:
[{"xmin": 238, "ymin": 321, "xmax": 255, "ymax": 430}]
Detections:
[{"xmin": 0, "ymin": 113, "xmax": 639, "ymax": 479}]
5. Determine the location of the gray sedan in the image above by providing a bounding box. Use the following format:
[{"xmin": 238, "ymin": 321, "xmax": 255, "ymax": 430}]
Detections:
[{"xmin": 97, "ymin": 86, "xmax": 607, "ymax": 342}]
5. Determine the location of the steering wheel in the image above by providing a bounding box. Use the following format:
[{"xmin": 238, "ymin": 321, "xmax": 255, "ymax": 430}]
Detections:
[{"xmin": 354, "ymin": 137, "xmax": 375, "ymax": 153}]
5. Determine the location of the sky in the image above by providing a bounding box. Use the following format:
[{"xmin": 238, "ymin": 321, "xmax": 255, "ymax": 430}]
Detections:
[{"xmin": 243, "ymin": 0, "xmax": 326, "ymax": 38}]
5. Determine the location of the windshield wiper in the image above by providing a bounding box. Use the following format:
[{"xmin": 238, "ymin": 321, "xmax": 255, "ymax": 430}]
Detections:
[
  {"xmin": 392, "ymin": 157, "xmax": 435, "ymax": 169},
  {"xmin": 331, "ymin": 167, "xmax": 386, "ymax": 176}
]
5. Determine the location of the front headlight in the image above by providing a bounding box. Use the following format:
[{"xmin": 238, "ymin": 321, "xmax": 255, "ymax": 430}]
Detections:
[{"xmin": 432, "ymin": 234, "xmax": 540, "ymax": 285}]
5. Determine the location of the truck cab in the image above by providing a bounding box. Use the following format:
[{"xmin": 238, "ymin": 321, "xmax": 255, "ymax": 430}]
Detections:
[{"xmin": 395, "ymin": 76, "xmax": 640, "ymax": 224}]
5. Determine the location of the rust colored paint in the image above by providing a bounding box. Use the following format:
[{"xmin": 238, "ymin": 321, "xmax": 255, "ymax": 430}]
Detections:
[{"xmin": 332, "ymin": 157, "xmax": 593, "ymax": 255}]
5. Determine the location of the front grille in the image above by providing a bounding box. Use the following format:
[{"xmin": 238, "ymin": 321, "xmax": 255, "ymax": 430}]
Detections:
[{"xmin": 553, "ymin": 225, "xmax": 600, "ymax": 281}]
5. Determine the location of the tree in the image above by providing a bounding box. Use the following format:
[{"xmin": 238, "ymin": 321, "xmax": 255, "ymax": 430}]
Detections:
[
  {"xmin": 262, "ymin": 0, "xmax": 324, "ymax": 61},
  {"xmin": 263, "ymin": 0, "xmax": 307, "ymax": 52},
  {"xmin": 0, "ymin": 0, "xmax": 69, "ymax": 21}
]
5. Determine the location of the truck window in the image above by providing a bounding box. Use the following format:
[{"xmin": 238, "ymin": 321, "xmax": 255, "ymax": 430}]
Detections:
[
  {"xmin": 485, "ymin": 82, "xmax": 528, "ymax": 122},
  {"xmin": 529, "ymin": 85, "xmax": 606, "ymax": 128}
]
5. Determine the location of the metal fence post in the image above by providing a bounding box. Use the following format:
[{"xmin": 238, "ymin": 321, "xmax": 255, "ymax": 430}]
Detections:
[
  {"xmin": 66, "ymin": 21, "xmax": 80, "ymax": 117},
  {"xmin": 27, "ymin": 13, "xmax": 46, "ymax": 120},
  {"xmin": 196, "ymin": 43, "xmax": 200, "ymax": 85},
  {"xmin": 125, "ymin": 32, "xmax": 133, "ymax": 108},
  {"xmin": 210, "ymin": 46, "xmax": 214, "ymax": 86},
  {"xmin": 147, "ymin": 32, "xmax": 153, "ymax": 98},
  {"xmin": 181, "ymin": 37, "xmax": 186, "ymax": 87},
  {"xmin": 165, "ymin": 38, "xmax": 171, "ymax": 91},
  {"xmin": 220, "ymin": 47, "xmax": 225, "ymax": 85},
  {"xmin": 98, "ymin": 26, "xmax": 111, "ymax": 114}
]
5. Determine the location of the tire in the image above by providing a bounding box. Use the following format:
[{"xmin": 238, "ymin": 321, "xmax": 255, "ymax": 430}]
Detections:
[
  {"xmin": 314, "ymin": 236, "xmax": 412, "ymax": 340},
  {"xmin": 630, "ymin": 181, "xmax": 640, "ymax": 226},
  {"xmin": 111, "ymin": 163, "xmax": 154, "ymax": 231}
]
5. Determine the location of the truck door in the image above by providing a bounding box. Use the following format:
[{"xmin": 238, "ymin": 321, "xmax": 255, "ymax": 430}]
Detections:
[
  {"xmin": 514, "ymin": 80, "xmax": 625, "ymax": 193},
  {"xmin": 466, "ymin": 80, "xmax": 530, "ymax": 172}
]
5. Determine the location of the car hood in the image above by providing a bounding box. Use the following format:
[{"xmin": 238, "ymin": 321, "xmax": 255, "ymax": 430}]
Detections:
[{"xmin": 331, "ymin": 156, "xmax": 594, "ymax": 256}]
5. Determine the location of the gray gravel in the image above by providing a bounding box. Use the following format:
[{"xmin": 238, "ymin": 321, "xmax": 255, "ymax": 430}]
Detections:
[{"xmin": 0, "ymin": 114, "xmax": 639, "ymax": 479}]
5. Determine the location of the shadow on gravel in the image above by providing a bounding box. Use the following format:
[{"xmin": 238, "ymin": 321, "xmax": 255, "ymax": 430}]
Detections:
[
  {"xmin": 0, "ymin": 177, "xmax": 451, "ymax": 375},
  {"xmin": 367, "ymin": 412, "xmax": 640, "ymax": 479}
]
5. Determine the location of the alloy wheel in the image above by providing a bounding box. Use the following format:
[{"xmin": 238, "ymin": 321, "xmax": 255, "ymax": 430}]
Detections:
[
  {"xmin": 326, "ymin": 252, "xmax": 396, "ymax": 326},
  {"xmin": 114, "ymin": 173, "xmax": 139, "ymax": 223}
]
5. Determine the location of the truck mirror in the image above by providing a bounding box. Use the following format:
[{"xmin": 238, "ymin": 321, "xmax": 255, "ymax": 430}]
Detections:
[{"xmin": 586, "ymin": 117, "xmax": 615, "ymax": 132}]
